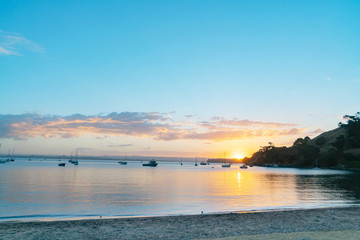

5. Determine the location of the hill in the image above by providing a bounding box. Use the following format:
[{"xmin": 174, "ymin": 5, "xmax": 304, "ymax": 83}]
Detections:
[{"xmin": 244, "ymin": 112, "xmax": 360, "ymax": 169}]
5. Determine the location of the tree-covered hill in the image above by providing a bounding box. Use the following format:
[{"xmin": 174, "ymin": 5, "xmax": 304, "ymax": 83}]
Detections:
[{"xmin": 244, "ymin": 112, "xmax": 360, "ymax": 169}]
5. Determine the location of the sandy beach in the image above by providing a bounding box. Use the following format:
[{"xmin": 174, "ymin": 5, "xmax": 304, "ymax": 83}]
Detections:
[{"xmin": 1, "ymin": 206, "xmax": 360, "ymax": 239}]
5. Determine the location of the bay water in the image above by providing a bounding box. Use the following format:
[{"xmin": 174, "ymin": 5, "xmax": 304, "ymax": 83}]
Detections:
[{"xmin": 1, "ymin": 158, "xmax": 359, "ymax": 222}]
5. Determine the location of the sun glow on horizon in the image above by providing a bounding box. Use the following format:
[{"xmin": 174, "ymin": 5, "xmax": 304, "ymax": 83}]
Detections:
[{"xmin": 231, "ymin": 152, "xmax": 245, "ymax": 160}]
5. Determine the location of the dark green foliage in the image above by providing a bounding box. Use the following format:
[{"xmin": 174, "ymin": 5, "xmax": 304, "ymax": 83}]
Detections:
[
  {"xmin": 339, "ymin": 112, "xmax": 360, "ymax": 149},
  {"xmin": 317, "ymin": 149, "xmax": 344, "ymax": 168},
  {"xmin": 293, "ymin": 136, "xmax": 310, "ymax": 146},
  {"xmin": 247, "ymin": 112, "xmax": 360, "ymax": 169},
  {"xmin": 332, "ymin": 135, "xmax": 345, "ymax": 150},
  {"xmin": 294, "ymin": 144, "xmax": 320, "ymax": 167},
  {"xmin": 248, "ymin": 141, "xmax": 320, "ymax": 168},
  {"xmin": 315, "ymin": 136, "xmax": 326, "ymax": 146}
]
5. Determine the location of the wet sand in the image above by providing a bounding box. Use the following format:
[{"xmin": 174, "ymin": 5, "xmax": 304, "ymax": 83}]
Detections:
[{"xmin": 1, "ymin": 207, "xmax": 360, "ymax": 239}]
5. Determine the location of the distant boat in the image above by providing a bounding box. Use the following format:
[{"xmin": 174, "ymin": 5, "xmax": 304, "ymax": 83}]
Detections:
[
  {"xmin": 73, "ymin": 151, "xmax": 79, "ymax": 165},
  {"xmin": 195, "ymin": 157, "xmax": 198, "ymax": 166},
  {"xmin": 143, "ymin": 160, "xmax": 158, "ymax": 167},
  {"xmin": 118, "ymin": 161, "xmax": 127, "ymax": 165},
  {"xmin": 68, "ymin": 152, "xmax": 74, "ymax": 163},
  {"xmin": 222, "ymin": 163, "xmax": 231, "ymax": 168},
  {"xmin": 240, "ymin": 164, "xmax": 248, "ymax": 169},
  {"xmin": 0, "ymin": 159, "xmax": 6, "ymax": 164},
  {"xmin": 58, "ymin": 163, "xmax": 66, "ymax": 167},
  {"xmin": 221, "ymin": 152, "xmax": 230, "ymax": 167},
  {"xmin": 200, "ymin": 162, "xmax": 207, "ymax": 165},
  {"xmin": 10, "ymin": 149, "xmax": 15, "ymax": 161}
]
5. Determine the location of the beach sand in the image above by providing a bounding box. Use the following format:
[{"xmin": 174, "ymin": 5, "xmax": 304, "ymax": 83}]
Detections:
[{"xmin": 1, "ymin": 207, "xmax": 360, "ymax": 239}]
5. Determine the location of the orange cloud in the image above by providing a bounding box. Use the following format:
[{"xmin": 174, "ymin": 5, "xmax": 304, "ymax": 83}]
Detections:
[{"xmin": 0, "ymin": 112, "xmax": 303, "ymax": 142}]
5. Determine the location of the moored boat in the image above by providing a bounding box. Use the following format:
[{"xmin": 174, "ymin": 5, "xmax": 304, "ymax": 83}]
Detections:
[
  {"xmin": 58, "ymin": 163, "xmax": 66, "ymax": 167},
  {"xmin": 143, "ymin": 160, "xmax": 158, "ymax": 167},
  {"xmin": 240, "ymin": 164, "xmax": 248, "ymax": 169},
  {"xmin": 222, "ymin": 163, "xmax": 231, "ymax": 168}
]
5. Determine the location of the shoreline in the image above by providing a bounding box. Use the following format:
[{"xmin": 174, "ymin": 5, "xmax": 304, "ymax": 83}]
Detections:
[
  {"xmin": 2, "ymin": 204, "xmax": 359, "ymax": 223},
  {"xmin": 1, "ymin": 206, "xmax": 360, "ymax": 239}
]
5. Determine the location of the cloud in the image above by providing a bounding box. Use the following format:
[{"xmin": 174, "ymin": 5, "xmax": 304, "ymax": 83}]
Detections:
[
  {"xmin": 0, "ymin": 30, "xmax": 44, "ymax": 56},
  {"xmin": 0, "ymin": 46, "xmax": 15, "ymax": 55},
  {"xmin": 310, "ymin": 128, "xmax": 324, "ymax": 135},
  {"xmin": 0, "ymin": 112, "xmax": 302, "ymax": 142},
  {"xmin": 108, "ymin": 144, "xmax": 133, "ymax": 148},
  {"xmin": 199, "ymin": 117, "xmax": 296, "ymax": 128}
]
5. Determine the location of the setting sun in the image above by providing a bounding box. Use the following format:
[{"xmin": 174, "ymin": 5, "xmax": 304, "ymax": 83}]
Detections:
[{"xmin": 232, "ymin": 153, "xmax": 245, "ymax": 160}]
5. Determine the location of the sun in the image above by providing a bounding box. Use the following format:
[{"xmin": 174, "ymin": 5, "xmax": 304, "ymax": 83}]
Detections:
[{"xmin": 232, "ymin": 153, "xmax": 245, "ymax": 160}]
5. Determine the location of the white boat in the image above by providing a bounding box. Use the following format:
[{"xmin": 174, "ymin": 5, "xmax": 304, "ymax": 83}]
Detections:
[{"xmin": 240, "ymin": 164, "xmax": 248, "ymax": 169}]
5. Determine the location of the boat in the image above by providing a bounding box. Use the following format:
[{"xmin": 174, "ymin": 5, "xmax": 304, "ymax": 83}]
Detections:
[
  {"xmin": 72, "ymin": 151, "xmax": 79, "ymax": 165},
  {"xmin": 58, "ymin": 163, "xmax": 66, "ymax": 167},
  {"xmin": 10, "ymin": 149, "xmax": 15, "ymax": 161},
  {"xmin": 221, "ymin": 152, "xmax": 230, "ymax": 167},
  {"xmin": 222, "ymin": 163, "xmax": 231, "ymax": 168},
  {"xmin": 0, "ymin": 159, "xmax": 6, "ymax": 164},
  {"xmin": 200, "ymin": 162, "xmax": 207, "ymax": 165},
  {"xmin": 118, "ymin": 161, "xmax": 127, "ymax": 165},
  {"xmin": 143, "ymin": 160, "xmax": 158, "ymax": 167},
  {"xmin": 68, "ymin": 152, "xmax": 74, "ymax": 163},
  {"xmin": 240, "ymin": 164, "xmax": 248, "ymax": 169},
  {"xmin": 195, "ymin": 157, "xmax": 198, "ymax": 166}
]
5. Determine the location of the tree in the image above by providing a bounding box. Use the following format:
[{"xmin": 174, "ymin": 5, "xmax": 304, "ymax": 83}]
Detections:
[{"xmin": 339, "ymin": 112, "xmax": 360, "ymax": 148}]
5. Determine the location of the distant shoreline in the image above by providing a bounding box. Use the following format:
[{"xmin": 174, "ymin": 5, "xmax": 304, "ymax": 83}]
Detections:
[{"xmin": 1, "ymin": 206, "xmax": 360, "ymax": 239}]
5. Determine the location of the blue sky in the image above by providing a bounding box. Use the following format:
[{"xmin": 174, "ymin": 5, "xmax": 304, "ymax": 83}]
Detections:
[{"xmin": 1, "ymin": 1, "xmax": 359, "ymax": 158}]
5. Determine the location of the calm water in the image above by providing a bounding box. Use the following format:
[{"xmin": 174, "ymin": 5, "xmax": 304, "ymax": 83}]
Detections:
[{"xmin": 1, "ymin": 158, "xmax": 360, "ymax": 222}]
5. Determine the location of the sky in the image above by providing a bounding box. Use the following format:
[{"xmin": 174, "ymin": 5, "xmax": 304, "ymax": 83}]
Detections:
[{"xmin": 0, "ymin": 0, "xmax": 359, "ymax": 159}]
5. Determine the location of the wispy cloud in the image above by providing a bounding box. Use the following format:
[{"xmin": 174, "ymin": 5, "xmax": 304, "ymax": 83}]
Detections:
[
  {"xmin": 0, "ymin": 30, "xmax": 44, "ymax": 56},
  {"xmin": 0, "ymin": 112, "xmax": 302, "ymax": 142},
  {"xmin": 108, "ymin": 144, "xmax": 133, "ymax": 148}
]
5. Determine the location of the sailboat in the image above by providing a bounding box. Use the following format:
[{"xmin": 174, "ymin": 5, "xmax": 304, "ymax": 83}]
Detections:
[
  {"xmin": 195, "ymin": 156, "xmax": 198, "ymax": 166},
  {"xmin": 73, "ymin": 151, "xmax": 79, "ymax": 165},
  {"xmin": 68, "ymin": 152, "xmax": 74, "ymax": 163},
  {"xmin": 118, "ymin": 155, "xmax": 128, "ymax": 165},
  {"xmin": 10, "ymin": 148, "xmax": 15, "ymax": 161},
  {"xmin": 0, "ymin": 145, "xmax": 5, "ymax": 163},
  {"xmin": 221, "ymin": 152, "xmax": 231, "ymax": 167}
]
